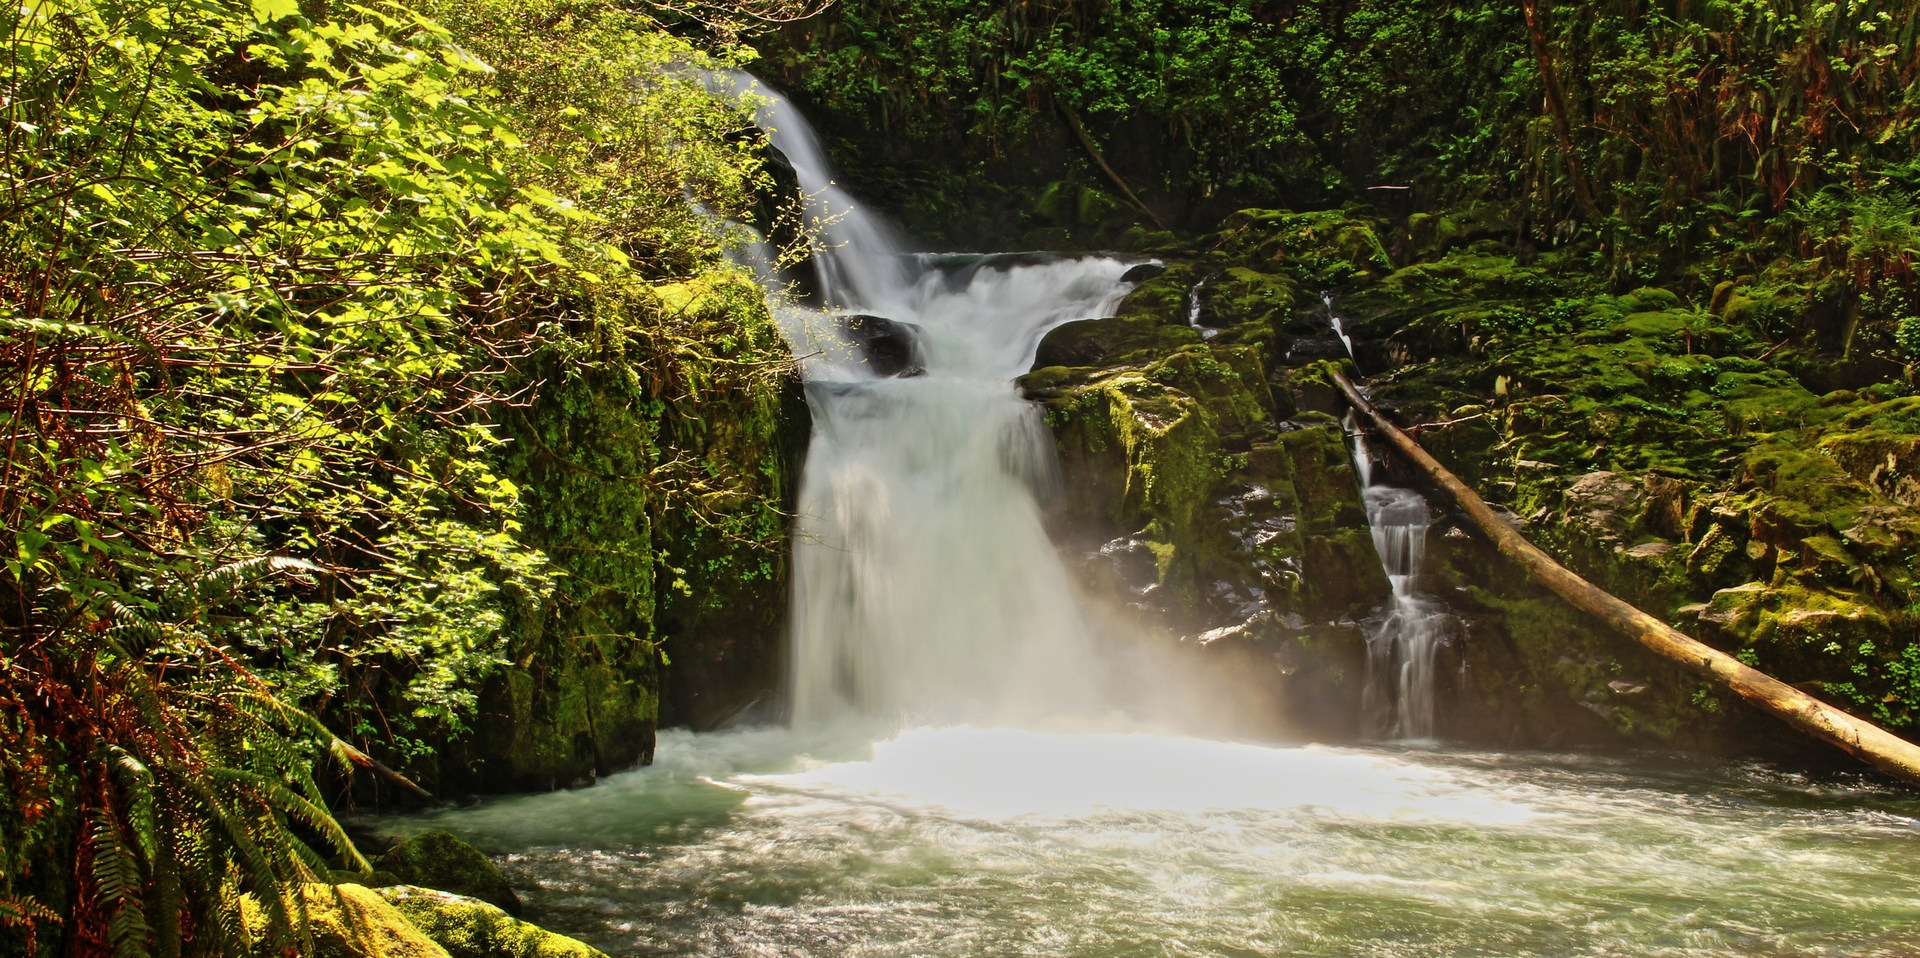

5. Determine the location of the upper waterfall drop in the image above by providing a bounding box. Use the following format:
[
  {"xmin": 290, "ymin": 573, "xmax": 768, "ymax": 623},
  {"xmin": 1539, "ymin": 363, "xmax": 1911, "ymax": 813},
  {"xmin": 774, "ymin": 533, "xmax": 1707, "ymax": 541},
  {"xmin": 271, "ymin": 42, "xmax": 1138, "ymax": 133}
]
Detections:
[{"xmin": 722, "ymin": 75, "xmax": 1148, "ymax": 728}]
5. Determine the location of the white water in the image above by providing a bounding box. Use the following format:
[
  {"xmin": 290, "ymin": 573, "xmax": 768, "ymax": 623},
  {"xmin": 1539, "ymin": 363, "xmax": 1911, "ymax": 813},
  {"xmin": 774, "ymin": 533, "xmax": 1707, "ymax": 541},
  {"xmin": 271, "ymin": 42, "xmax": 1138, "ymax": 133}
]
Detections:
[
  {"xmin": 400, "ymin": 726, "xmax": 1920, "ymax": 957},
  {"xmin": 728, "ymin": 76, "xmax": 1143, "ymax": 726},
  {"xmin": 1186, "ymin": 273, "xmax": 1220, "ymax": 340},
  {"xmin": 1348, "ymin": 415, "xmax": 1454, "ymax": 740},
  {"xmin": 1324, "ymin": 291, "xmax": 1356, "ymax": 361}
]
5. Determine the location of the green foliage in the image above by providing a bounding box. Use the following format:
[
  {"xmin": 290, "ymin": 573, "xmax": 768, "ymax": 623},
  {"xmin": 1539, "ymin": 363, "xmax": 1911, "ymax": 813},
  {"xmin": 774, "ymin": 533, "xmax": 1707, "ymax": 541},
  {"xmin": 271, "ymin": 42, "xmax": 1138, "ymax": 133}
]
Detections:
[
  {"xmin": 1896, "ymin": 315, "xmax": 1920, "ymax": 360},
  {"xmin": 771, "ymin": 0, "xmax": 1920, "ymax": 324},
  {"xmin": 0, "ymin": 0, "xmax": 793, "ymax": 949},
  {"xmin": 762, "ymin": 0, "xmax": 1521, "ymax": 205}
]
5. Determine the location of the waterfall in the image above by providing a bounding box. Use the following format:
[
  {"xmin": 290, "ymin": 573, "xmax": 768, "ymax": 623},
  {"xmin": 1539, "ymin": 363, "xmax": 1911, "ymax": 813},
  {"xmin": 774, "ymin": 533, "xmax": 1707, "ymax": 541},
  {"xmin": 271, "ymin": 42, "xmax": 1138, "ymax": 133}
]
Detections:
[
  {"xmin": 1346, "ymin": 417, "xmax": 1453, "ymax": 741},
  {"xmin": 1324, "ymin": 292, "xmax": 1356, "ymax": 362},
  {"xmin": 1186, "ymin": 273, "xmax": 1220, "ymax": 340},
  {"xmin": 1318, "ymin": 295, "xmax": 1447, "ymax": 738},
  {"xmin": 727, "ymin": 76, "xmax": 1144, "ymax": 727}
]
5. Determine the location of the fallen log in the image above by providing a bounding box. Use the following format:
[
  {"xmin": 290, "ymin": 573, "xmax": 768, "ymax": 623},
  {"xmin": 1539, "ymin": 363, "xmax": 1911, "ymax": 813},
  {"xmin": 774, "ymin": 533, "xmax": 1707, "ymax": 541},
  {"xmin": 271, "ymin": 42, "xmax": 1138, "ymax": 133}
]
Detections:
[
  {"xmin": 333, "ymin": 737, "xmax": 439, "ymax": 805},
  {"xmin": 1331, "ymin": 368, "xmax": 1920, "ymax": 788}
]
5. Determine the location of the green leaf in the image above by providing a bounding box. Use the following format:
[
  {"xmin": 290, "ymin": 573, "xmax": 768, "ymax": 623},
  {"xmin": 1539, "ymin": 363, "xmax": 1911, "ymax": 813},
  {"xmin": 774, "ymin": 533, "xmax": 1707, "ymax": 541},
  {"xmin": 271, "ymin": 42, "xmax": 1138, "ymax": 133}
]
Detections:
[{"xmin": 253, "ymin": 0, "xmax": 300, "ymax": 22}]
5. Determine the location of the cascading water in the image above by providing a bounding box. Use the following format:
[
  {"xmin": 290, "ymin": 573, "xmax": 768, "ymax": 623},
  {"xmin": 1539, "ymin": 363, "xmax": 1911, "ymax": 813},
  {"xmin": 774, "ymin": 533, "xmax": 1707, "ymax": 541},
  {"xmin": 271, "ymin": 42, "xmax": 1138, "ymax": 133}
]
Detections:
[
  {"xmin": 386, "ymin": 80, "xmax": 1920, "ymax": 958},
  {"xmin": 1325, "ymin": 294, "xmax": 1450, "ymax": 739},
  {"xmin": 1347, "ymin": 415, "xmax": 1453, "ymax": 739},
  {"xmin": 732, "ymin": 76, "xmax": 1142, "ymax": 727},
  {"xmin": 1185, "ymin": 272, "xmax": 1220, "ymax": 340},
  {"xmin": 1324, "ymin": 290, "xmax": 1356, "ymax": 361}
]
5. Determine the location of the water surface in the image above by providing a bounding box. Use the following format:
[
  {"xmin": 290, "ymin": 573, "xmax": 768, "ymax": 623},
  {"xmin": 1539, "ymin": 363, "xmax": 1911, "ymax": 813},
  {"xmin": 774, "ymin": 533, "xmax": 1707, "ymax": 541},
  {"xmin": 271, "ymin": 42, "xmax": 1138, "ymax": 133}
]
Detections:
[{"xmin": 394, "ymin": 725, "xmax": 1920, "ymax": 957}]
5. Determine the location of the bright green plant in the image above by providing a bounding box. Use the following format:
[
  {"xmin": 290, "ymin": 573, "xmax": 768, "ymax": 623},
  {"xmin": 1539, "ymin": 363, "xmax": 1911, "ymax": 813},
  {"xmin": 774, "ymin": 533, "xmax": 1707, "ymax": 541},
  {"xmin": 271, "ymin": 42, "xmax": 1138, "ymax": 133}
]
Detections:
[{"xmin": 0, "ymin": 0, "xmax": 792, "ymax": 950}]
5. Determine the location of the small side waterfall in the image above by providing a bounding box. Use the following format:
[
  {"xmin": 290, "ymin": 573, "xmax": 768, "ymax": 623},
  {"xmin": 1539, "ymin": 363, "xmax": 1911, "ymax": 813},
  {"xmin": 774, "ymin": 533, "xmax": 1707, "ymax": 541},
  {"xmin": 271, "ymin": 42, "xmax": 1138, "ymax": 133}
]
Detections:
[
  {"xmin": 1346, "ymin": 413, "xmax": 1452, "ymax": 740},
  {"xmin": 1324, "ymin": 291, "xmax": 1356, "ymax": 362},
  {"xmin": 730, "ymin": 76, "xmax": 1143, "ymax": 727},
  {"xmin": 1186, "ymin": 273, "xmax": 1220, "ymax": 340}
]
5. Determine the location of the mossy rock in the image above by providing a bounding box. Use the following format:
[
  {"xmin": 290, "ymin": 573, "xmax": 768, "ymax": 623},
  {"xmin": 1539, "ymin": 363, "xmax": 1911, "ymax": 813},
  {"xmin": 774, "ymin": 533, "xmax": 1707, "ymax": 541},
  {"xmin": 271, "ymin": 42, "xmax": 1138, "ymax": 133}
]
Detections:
[
  {"xmin": 1402, "ymin": 199, "xmax": 1512, "ymax": 259},
  {"xmin": 244, "ymin": 883, "xmax": 450, "ymax": 958},
  {"xmin": 1032, "ymin": 314, "xmax": 1200, "ymax": 369},
  {"xmin": 1215, "ymin": 208, "xmax": 1392, "ymax": 286},
  {"xmin": 1202, "ymin": 267, "xmax": 1301, "ymax": 328},
  {"xmin": 379, "ymin": 831, "xmax": 521, "ymax": 915},
  {"xmin": 379, "ymin": 887, "xmax": 609, "ymax": 958}
]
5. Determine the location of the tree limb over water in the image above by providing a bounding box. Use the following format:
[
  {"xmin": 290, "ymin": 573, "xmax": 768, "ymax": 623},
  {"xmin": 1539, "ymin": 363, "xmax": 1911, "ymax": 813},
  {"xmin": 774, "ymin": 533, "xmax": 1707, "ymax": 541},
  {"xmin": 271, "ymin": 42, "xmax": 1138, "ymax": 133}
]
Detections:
[{"xmin": 1333, "ymin": 368, "xmax": 1920, "ymax": 790}]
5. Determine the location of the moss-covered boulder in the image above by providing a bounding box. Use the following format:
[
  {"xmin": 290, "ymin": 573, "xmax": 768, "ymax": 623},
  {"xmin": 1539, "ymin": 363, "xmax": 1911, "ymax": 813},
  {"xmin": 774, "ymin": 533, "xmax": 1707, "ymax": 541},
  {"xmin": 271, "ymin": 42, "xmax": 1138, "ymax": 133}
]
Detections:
[
  {"xmin": 1020, "ymin": 230, "xmax": 1392, "ymax": 740},
  {"xmin": 244, "ymin": 884, "xmax": 451, "ymax": 958},
  {"xmin": 377, "ymin": 831, "xmax": 521, "ymax": 915},
  {"xmin": 378, "ymin": 887, "xmax": 609, "ymax": 958}
]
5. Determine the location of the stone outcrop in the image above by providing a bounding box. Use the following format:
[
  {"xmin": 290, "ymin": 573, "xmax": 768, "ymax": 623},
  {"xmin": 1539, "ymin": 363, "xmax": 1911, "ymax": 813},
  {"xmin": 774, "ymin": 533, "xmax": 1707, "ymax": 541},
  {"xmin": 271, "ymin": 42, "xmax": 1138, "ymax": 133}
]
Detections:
[{"xmin": 1028, "ymin": 206, "xmax": 1920, "ymax": 759}]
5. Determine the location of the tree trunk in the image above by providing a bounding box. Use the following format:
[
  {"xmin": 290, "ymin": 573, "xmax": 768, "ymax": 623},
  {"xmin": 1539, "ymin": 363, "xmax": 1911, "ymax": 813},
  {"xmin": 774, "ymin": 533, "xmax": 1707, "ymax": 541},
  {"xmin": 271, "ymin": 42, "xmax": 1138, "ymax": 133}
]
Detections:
[
  {"xmin": 1331, "ymin": 368, "xmax": 1920, "ymax": 789},
  {"xmin": 1520, "ymin": 0, "xmax": 1601, "ymax": 221},
  {"xmin": 1054, "ymin": 99, "xmax": 1168, "ymax": 231}
]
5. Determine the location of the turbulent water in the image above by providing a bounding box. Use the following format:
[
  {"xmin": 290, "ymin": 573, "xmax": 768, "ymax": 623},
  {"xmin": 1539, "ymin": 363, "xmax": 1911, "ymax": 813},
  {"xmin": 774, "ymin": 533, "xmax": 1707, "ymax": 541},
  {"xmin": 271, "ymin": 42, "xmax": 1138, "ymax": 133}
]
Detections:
[
  {"xmin": 388, "ymin": 79, "xmax": 1920, "ymax": 957},
  {"xmin": 397, "ymin": 726, "xmax": 1920, "ymax": 957}
]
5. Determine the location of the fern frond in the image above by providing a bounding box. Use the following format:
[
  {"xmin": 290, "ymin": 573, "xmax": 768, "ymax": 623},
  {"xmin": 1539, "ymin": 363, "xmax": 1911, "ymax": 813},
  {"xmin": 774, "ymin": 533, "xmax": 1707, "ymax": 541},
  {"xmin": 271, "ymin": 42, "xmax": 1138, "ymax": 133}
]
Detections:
[
  {"xmin": 149, "ymin": 828, "xmax": 184, "ymax": 958},
  {"xmin": 89, "ymin": 811, "xmax": 155, "ymax": 958},
  {"xmin": 195, "ymin": 556, "xmax": 323, "ymax": 603},
  {"xmin": 106, "ymin": 746, "xmax": 164, "ymax": 864},
  {"xmin": 0, "ymin": 895, "xmax": 61, "ymax": 926}
]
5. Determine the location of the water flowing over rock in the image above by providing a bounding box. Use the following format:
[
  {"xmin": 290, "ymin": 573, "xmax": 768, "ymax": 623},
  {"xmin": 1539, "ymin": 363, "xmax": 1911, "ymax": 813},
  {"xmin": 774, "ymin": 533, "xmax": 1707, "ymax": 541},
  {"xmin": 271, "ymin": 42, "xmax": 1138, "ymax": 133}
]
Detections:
[
  {"xmin": 734, "ymin": 76, "xmax": 1148, "ymax": 726},
  {"xmin": 1348, "ymin": 416, "xmax": 1453, "ymax": 739}
]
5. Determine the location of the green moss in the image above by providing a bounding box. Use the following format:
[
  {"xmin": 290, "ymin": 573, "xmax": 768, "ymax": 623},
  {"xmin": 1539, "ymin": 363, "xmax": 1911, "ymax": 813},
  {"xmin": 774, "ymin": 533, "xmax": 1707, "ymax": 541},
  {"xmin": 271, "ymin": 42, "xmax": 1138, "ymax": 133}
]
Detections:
[
  {"xmin": 1033, "ymin": 198, "xmax": 1920, "ymax": 752},
  {"xmin": 379, "ymin": 887, "xmax": 609, "ymax": 958},
  {"xmin": 443, "ymin": 270, "xmax": 798, "ymax": 786},
  {"xmin": 377, "ymin": 832, "xmax": 520, "ymax": 915},
  {"xmin": 244, "ymin": 884, "xmax": 450, "ymax": 958},
  {"xmin": 1216, "ymin": 209, "xmax": 1392, "ymax": 286}
]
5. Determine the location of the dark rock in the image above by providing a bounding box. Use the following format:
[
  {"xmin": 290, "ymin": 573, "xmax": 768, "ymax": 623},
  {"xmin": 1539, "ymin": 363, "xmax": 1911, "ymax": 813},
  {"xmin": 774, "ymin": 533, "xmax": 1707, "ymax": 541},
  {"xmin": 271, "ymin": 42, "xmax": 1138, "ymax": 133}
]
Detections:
[
  {"xmin": 1122, "ymin": 262, "xmax": 1168, "ymax": 283},
  {"xmin": 841, "ymin": 314, "xmax": 926, "ymax": 377},
  {"xmin": 1281, "ymin": 335, "xmax": 1352, "ymax": 365}
]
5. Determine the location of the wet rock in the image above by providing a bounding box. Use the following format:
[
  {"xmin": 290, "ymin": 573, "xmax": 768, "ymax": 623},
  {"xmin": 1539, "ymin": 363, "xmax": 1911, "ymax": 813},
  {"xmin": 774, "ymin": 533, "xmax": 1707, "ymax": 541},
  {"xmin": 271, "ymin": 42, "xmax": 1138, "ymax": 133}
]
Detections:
[
  {"xmin": 378, "ymin": 831, "xmax": 522, "ymax": 916},
  {"xmin": 841, "ymin": 314, "xmax": 926, "ymax": 377}
]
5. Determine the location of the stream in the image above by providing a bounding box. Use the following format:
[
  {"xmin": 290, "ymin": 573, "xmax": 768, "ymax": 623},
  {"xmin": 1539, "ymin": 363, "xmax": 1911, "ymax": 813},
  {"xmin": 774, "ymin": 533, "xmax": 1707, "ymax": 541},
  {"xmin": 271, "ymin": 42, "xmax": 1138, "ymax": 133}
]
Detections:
[
  {"xmin": 394, "ymin": 725, "xmax": 1920, "ymax": 957},
  {"xmin": 384, "ymin": 80, "xmax": 1920, "ymax": 957}
]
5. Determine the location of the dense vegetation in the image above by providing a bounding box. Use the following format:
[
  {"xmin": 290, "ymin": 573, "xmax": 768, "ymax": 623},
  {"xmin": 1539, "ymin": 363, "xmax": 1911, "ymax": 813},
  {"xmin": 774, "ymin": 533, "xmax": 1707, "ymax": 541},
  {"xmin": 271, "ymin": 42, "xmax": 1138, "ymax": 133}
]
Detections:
[
  {"xmin": 0, "ymin": 0, "xmax": 804, "ymax": 952},
  {"xmin": 767, "ymin": 0, "xmax": 1920, "ymax": 366},
  {"xmin": 6, "ymin": 0, "xmax": 1920, "ymax": 953}
]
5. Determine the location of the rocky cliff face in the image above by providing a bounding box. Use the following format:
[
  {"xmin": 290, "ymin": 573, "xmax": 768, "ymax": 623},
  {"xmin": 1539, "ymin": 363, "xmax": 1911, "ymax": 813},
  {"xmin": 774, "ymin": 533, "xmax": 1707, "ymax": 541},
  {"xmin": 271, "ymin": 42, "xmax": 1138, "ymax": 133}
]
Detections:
[
  {"xmin": 406, "ymin": 274, "xmax": 806, "ymax": 797},
  {"xmin": 1027, "ymin": 208, "xmax": 1920, "ymax": 761}
]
